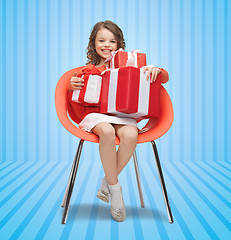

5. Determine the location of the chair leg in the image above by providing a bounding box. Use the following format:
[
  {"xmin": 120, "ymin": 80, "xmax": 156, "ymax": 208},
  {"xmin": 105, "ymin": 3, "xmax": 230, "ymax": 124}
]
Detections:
[
  {"xmin": 151, "ymin": 141, "xmax": 174, "ymax": 224},
  {"xmin": 61, "ymin": 139, "xmax": 84, "ymax": 224},
  {"xmin": 61, "ymin": 159, "xmax": 75, "ymax": 207},
  {"xmin": 133, "ymin": 151, "xmax": 145, "ymax": 208}
]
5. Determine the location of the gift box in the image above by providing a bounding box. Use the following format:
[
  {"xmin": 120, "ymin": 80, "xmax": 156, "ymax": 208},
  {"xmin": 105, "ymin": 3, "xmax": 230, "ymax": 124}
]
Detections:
[
  {"xmin": 72, "ymin": 65, "xmax": 102, "ymax": 106},
  {"xmin": 106, "ymin": 49, "xmax": 146, "ymax": 69},
  {"xmin": 100, "ymin": 66, "xmax": 161, "ymax": 119}
]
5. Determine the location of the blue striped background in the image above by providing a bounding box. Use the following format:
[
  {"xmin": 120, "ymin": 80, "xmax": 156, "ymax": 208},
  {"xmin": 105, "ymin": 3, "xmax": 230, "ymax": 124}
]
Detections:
[
  {"xmin": 1, "ymin": 0, "xmax": 230, "ymax": 164},
  {"xmin": 0, "ymin": 0, "xmax": 230, "ymax": 239}
]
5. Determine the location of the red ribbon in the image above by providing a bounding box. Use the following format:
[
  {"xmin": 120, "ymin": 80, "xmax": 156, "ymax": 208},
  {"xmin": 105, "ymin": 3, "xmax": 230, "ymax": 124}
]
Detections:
[{"xmin": 75, "ymin": 65, "xmax": 101, "ymax": 77}]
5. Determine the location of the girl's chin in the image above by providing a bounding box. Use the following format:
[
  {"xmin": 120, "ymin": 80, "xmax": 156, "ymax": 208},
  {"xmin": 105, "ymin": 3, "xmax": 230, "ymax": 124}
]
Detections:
[
  {"xmin": 101, "ymin": 55, "xmax": 111, "ymax": 60},
  {"xmin": 100, "ymin": 51, "xmax": 113, "ymax": 58}
]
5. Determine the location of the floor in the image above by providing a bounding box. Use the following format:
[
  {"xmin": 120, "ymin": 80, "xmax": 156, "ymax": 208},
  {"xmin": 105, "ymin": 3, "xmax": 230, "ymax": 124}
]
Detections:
[{"xmin": 0, "ymin": 159, "xmax": 230, "ymax": 240}]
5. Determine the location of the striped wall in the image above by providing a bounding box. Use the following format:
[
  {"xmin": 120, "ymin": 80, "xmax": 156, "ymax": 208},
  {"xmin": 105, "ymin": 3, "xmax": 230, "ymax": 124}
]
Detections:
[{"xmin": 0, "ymin": 0, "xmax": 230, "ymax": 163}]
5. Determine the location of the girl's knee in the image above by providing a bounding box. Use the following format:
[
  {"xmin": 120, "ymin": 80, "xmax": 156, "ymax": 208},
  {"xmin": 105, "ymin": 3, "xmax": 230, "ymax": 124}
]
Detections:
[
  {"xmin": 97, "ymin": 123, "xmax": 116, "ymax": 140},
  {"xmin": 119, "ymin": 126, "xmax": 138, "ymax": 143}
]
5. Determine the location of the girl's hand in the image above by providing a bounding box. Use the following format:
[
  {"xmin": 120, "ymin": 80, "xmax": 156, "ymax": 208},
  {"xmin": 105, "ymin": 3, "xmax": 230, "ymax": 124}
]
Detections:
[
  {"xmin": 143, "ymin": 66, "xmax": 161, "ymax": 83},
  {"xmin": 68, "ymin": 76, "xmax": 84, "ymax": 91}
]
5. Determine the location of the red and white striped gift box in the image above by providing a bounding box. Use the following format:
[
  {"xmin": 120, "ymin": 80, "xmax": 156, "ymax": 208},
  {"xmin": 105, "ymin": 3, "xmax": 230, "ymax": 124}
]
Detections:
[
  {"xmin": 100, "ymin": 66, "xmax": 161, "ymax": 119},
  {"xmin": 105, "ymin": 48, "xmax": 146, "ymax": 69},
  {"xmin": 71, "ymin": 66, "xmax": 102, "ymax": 106}
]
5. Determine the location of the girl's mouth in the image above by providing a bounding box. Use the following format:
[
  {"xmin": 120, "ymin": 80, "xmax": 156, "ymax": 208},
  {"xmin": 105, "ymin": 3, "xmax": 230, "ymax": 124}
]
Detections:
[{"xmin": 101, "ymin": 49, "xmax": 112, "ymax": 53}]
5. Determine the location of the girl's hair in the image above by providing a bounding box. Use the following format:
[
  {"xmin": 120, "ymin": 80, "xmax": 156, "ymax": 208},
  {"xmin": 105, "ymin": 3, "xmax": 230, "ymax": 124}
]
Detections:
[{"xmin": 86, "ymin": 20, "xmax": 126, "ymax": 65}]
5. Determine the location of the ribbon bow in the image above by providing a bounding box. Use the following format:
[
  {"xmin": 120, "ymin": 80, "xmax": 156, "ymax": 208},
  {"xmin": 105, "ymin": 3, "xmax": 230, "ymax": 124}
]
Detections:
[
  {"xmin": 75, "ymin": 64, "xmax": 101, "ymax": 77},
  {"xmin": 126, "ymin": 50, "xmax": 140, "ymax": 67},
  {"xmin": 104, "ymin": 48, "xmax": 124, "ymax": 64},
  {"xmin": 104, "ymin": 48, "xmax": 141, "ymax": 69}
]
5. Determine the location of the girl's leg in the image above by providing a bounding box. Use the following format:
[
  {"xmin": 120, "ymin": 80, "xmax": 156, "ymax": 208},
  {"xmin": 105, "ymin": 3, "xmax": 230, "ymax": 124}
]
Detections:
[
  {"xmin": 94, "ymin": 123, "xmax": 136, "ymax": 222},
  {"xmin": 114, "ymin": 124, "xmax": 138, "ymax": 175},
  {"xmin": 98, "ymin": 124, "xmax": 138, "ymax": 181},
  {"xmin": 92, "ymin": 122, "xmax": 118, "ymax": 185}
]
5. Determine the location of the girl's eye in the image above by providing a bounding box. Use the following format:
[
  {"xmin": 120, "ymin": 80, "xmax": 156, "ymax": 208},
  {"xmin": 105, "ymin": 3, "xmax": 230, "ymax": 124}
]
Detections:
[
  {"xmin": 99, "ymin": 40, "xmax": 104, "ymax": 42},
  {"xmin": 111, "ymin": 40, "xmax": 116, "ymax": 43}
]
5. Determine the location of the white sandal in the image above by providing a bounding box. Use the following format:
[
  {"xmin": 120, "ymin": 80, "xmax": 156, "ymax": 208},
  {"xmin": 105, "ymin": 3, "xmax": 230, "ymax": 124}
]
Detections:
[
  {"xmin": 96, "ymin": 177, "xmax": 110, "ymax": 203},
  {"xmin": 97, "ymin": 187, "xmax": 110, "ymax": 203},
  {"xmin": 111, "ymin": 204, "xmax": 126, "ymax": 222},
  {"xmin": 110, "ymin": 187, "xmax": 126, "ymax": 222}
]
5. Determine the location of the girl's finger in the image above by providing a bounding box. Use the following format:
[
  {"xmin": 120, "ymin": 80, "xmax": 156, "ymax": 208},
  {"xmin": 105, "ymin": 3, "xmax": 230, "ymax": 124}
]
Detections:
[
  {"xmin": 143, "ymin": 66, "xmax": 148, "ymax": 73},
  {"xmin": 71, "ymin": 76, "xmax": 84, "ymax": 81},
  {"xmin": 150, "ymin": 70, "xmax": 156, "ymax": 83},
  {"xmin": 72, "ymin": 83, "xmax": 84, "ymax": 87},
  {"xmin": 146, "ymin": 70, "xmax": 151, "ymax": 80},
  {"xmin": 153, "ymin": 70, "xmax": 157, "ymax": 82},
  {"xmin": 71, "ymin": 80, "xmax": 84, "ymax": 85},
  {"xmin": 75, "ymin": 81, "xmax": 84, "ymax": 85},
  {"xmin": 72, "ymin": 81, "xmax": 84, "ymax": 86},
  {"xmin": 71, "ymin": 76, "xmax": 78, "ymax": 81},
  {"xmin": 72, "ymin": 86, "xmax": 82, "ymax": 90},
  {"xmin": 153, "ymin": 72, "xmax": 158, "ymax": 82},
  {"xmin": 150, "ymin": 72, "xmax": 154, "ymax": 83}
]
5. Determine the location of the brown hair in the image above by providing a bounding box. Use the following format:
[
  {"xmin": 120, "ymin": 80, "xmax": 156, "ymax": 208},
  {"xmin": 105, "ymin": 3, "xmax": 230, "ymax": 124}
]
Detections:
[{"xmin": 86, "ymin": 20, "xmax": 126, "ymax": 65}]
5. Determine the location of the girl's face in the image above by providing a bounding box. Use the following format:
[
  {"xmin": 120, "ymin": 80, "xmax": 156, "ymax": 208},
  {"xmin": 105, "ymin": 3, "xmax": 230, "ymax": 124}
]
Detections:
[{"xmin": 95, "ymin": 28, "xmax": 118, "ymax": 64}]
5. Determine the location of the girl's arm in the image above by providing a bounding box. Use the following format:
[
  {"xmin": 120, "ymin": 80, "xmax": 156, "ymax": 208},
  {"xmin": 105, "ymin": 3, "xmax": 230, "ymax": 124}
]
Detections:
[
  {"xmin": 159, "ymin": 68, "xmax": 169, "ymax": 83},
  {"xmin": 143, "ymin": 66, "xmax": 169, "ymax": 84}
]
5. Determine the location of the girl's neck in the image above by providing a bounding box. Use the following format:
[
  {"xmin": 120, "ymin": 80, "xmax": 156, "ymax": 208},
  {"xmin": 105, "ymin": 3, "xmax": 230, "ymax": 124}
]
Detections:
[{"xmin": 95, "ymin": 59, "xmax": 109, "ymax": 68}]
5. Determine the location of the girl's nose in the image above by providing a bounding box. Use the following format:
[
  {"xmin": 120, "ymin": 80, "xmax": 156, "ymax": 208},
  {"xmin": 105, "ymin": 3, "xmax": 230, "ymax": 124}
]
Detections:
[{"xmin": 104, "ymin": 41, "xmax": 110, "ymax": 47}]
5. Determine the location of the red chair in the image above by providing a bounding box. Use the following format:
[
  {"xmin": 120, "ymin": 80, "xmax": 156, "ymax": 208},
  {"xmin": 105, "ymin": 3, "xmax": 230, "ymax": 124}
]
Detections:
[{"xmin": 55, "ymin": 68, "xmax": 174, "ymax": 224}]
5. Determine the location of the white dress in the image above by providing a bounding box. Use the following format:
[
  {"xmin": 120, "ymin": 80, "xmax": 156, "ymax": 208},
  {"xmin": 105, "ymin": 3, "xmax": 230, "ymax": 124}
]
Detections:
[{"xmin": 79, "ymin": 113, "xmax": 140, "ymax": 132}]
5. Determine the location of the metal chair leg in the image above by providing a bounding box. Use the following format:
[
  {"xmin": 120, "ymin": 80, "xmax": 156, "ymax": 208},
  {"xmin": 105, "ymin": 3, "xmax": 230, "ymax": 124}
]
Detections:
[
  {"xmin": 133, "ymin": 151, "xmax": 145, "ymax": 208},
  {"xmin": 61, "ymin": 158, "xmax": 75, "ymax": 207},
  {"xmin": 61, "ymin": 139, "xmax": 84, "ymax": 224},
  {"xmin": 151, "ymin": 141, "xmax": 174, "ymax": 224}
]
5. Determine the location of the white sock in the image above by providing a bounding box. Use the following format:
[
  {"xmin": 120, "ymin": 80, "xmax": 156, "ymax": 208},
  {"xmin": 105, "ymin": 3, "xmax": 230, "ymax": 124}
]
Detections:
[
  {"xmin": 108, "ymin": 181, "xmax": 120, "ymax": 191},
  {"xmin": 108, "ymin": 182, "xmax": 124, "ymax": 209}
]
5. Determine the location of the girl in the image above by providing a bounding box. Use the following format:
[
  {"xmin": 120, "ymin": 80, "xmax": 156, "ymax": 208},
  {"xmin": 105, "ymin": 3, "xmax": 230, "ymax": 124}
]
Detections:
[{"xmin": 67, "ymin": 20, "xmax": 169, "ymax": 222}]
